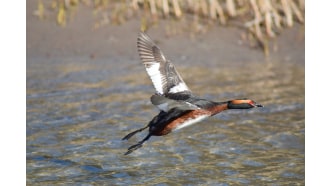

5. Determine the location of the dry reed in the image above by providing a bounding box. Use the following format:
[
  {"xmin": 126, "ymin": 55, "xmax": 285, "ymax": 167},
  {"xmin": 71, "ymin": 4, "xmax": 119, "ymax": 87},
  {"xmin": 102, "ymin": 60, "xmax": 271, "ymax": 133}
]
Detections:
[{"xmin": 34, "ymin": 0, "xmax": 304, "ymax": 55}]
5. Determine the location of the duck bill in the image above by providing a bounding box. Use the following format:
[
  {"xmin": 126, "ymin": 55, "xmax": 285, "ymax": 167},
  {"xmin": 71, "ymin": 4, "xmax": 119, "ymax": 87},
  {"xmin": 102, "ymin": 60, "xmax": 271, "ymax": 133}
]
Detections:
[{"xmin": 254, "ymin": 103, "xmax": 263, "ymax": 107}]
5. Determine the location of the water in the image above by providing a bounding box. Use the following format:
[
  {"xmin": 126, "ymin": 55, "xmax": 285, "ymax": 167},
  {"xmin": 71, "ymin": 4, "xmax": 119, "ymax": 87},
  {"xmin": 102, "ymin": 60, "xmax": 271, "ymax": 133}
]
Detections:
[{"xmin": 27, "ymin": 55, "xmax": 304, "ymax": 185}]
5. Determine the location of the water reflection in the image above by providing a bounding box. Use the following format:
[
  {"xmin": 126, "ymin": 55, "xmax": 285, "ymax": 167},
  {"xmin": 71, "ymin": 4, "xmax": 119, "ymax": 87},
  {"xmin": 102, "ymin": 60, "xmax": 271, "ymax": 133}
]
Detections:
[{"xmin": 27, "ymin": 57, "xmax": 304, "ymax": 185}]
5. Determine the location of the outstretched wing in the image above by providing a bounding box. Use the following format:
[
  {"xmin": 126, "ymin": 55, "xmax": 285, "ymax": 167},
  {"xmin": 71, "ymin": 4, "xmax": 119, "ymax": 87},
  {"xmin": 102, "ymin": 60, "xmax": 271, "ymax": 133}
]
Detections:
[
  {"xmin": 150, "ymin": 94, "xmax": 200, "ymax": 112},
  {"xmin": 137, "ymin": 32, "xmax": 192, "ymax": 96}
]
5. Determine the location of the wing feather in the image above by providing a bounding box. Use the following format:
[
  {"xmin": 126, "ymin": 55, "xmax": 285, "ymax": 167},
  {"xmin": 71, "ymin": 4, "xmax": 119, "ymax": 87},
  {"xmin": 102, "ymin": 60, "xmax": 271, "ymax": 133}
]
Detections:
[{"xmin": 137, "ymin": 32, "xmax": 192, "ymax": 96}]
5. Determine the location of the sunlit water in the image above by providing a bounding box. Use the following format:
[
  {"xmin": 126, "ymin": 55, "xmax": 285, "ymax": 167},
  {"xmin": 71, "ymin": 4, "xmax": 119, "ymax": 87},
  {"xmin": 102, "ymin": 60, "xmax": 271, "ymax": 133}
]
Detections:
[{"xmin": 27, "ymin": 55, "xmax": 304, "ymax": 185}]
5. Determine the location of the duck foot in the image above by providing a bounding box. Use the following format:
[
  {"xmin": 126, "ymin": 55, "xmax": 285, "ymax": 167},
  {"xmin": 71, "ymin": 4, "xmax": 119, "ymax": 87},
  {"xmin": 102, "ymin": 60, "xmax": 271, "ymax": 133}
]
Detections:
[{"xmin": 124, "ymin": 134, "xmax": 151, "ymax": 155}]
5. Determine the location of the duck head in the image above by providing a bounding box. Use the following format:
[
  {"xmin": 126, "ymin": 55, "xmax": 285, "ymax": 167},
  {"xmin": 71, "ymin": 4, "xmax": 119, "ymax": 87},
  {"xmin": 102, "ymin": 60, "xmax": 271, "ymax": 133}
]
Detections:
[{"xmin": 227, "ymin": 99, "xmax": 263, "ymax": 109}]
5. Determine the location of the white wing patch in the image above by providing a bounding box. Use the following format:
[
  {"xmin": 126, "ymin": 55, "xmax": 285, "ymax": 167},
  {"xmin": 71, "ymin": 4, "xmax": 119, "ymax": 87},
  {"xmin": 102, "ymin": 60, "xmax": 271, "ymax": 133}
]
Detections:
[
  {"xmin": 173, "ymin": 114, "xmax": 209, "ymax": 131},
  {"xmin": 168, "ymin": 82, "xmax": 190, "ymax": 93},
  {"xmin": 145, "ymin": 62, "xmax": 164, "ymax": 94}
]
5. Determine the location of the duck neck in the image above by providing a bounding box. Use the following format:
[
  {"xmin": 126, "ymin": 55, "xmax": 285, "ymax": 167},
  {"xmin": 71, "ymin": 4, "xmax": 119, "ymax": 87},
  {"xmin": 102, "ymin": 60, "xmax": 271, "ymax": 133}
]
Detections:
[{"xmin": 209, "ymin": 102, "xmax": 228, "ymax": 116}]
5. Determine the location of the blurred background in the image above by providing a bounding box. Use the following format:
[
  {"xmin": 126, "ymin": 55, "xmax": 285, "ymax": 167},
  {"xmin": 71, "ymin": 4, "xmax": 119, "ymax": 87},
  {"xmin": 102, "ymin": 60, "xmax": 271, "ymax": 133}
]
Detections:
[{"xmin": 27, "ymin": 0, "xmax": 304, "ymax": 185}]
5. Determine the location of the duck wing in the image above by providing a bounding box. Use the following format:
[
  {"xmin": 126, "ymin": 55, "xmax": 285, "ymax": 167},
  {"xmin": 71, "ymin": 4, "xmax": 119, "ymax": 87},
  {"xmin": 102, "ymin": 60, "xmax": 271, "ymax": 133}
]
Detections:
[
  {"xmin": 137, "ymin": 32, "xmax": 192, "ymax": 97},
  {"xmin": 150, "ymin": 94, "xmax": 200, "ymax": 112}
]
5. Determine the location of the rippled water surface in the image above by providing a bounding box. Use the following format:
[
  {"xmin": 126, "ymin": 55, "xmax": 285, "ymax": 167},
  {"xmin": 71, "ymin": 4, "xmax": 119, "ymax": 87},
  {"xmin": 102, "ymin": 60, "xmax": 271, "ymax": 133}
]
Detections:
[{"xmin": 27, "ymin": 55, "xmax": 304, "ymax": 185}]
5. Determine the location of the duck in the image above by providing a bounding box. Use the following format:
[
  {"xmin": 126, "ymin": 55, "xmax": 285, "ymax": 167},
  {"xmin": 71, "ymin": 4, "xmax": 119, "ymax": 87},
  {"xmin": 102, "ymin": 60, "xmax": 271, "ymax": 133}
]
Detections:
[{"xmin": 122, "ymin": 32, "xmax": 263, "ymax": 155}]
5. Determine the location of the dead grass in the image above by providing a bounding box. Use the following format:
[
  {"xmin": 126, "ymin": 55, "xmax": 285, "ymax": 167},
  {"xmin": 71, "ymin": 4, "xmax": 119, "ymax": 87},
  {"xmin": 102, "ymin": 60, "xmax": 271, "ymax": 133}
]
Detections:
[{"xmin": 34, "ymin": 0, "xmax": 304, "ymax": 55}]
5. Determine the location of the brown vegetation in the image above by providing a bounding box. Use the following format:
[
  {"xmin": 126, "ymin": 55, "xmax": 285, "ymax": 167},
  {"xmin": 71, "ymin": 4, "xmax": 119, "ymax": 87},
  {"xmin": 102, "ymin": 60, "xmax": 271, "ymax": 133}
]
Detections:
[{"xmin": 34, "ymin": 0, "xmax": 304, "ymax": 55}]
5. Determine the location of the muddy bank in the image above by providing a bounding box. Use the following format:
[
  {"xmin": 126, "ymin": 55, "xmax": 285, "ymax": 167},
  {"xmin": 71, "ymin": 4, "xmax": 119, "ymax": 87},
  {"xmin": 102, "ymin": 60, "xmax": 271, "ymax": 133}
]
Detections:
[{"xmin": 27, "ymin": 0, "xmax": 304, "ymax": 65}]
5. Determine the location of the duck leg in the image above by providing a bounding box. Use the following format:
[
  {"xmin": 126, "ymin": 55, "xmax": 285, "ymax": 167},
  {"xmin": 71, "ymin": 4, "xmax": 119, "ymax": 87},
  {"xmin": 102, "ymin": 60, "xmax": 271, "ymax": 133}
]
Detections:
[
  {"xmin": 122, "ymin": 125, "xmax": 149, "ymax": 140},
  {"xmin": 124, "ymin": 134, "xmax": 152, "ymax": 155}
]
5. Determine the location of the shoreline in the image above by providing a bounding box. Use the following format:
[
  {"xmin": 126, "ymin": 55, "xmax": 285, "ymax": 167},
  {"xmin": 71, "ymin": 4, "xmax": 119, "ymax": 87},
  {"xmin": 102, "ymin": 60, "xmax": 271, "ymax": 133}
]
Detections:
[{"xmin": 27, "ymin": 0, "xmax": 304, "ymax": 65}]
